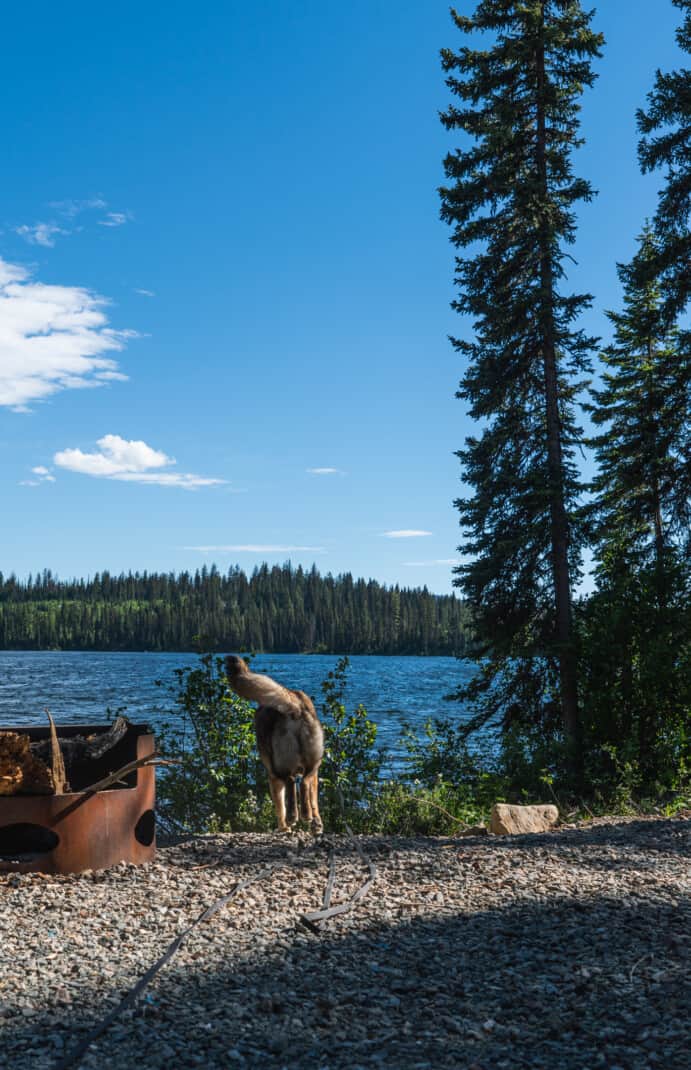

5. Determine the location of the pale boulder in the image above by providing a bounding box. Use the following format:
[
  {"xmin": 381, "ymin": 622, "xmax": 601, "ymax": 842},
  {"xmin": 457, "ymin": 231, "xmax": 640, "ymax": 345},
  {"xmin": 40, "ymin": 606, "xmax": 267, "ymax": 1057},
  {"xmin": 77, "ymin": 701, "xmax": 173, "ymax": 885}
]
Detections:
[{"xmin": 490, "ymin": 803, "xmax": 559, "ymax": 835}]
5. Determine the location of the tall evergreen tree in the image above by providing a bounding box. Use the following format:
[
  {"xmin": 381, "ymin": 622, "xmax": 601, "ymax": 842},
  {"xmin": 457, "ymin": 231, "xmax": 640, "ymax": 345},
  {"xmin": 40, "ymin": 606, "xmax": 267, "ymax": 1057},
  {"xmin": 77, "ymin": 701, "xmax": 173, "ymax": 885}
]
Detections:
[
  {"xmin": 589, "ymin": 227, "xmax": 691, "ymax": 576},
  {"xmin": 637, "ymin": 0, "xmax": 691, "ymax": 321},
  {"xmin": 439, "ymin": 1, "xmax": 602, "ymax": 767},
  {"xmin": 582, "ymin": 227, "xmax": 691, "ymax": 785}
]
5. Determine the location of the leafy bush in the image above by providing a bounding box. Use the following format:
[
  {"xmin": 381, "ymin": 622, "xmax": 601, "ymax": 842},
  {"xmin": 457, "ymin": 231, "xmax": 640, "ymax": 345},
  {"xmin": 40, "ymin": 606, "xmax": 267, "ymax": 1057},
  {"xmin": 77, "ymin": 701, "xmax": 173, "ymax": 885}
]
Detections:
[
  {"xmin": 156, "ymin": 653, "xmax": 389, "ymax": 835},
  {"xmin": 156, "ymin": 653, "xmax": 273, "ymax": 833},
  {"xmin": 157, "ymin": 651, "xmax": 682, "ymax": 838},
  {"xmin": 313, "ymin": 655, "xmax": 385, "ymax": 831}
]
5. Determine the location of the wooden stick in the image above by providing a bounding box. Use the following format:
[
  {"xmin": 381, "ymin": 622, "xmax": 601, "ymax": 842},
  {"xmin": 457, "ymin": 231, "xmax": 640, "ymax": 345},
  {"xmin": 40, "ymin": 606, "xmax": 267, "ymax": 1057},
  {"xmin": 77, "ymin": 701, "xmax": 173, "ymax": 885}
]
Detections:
[
  {"xmin": 45, "ymin": 710, "xmax": 70, "ymax": 794},
  {"xmin": 52, "ymin": 755, "xmax": 177, "ymax": 824},
  {"xmin": 79, "ymin": 753, "xmax": 176, "ymax": 795},
  {"xmin": 300, "ymin": 828, "xmax": 377, "ymax": 931},
  {"xmin": 322, "ymin": 849, "xmax": 336, "ymax": 910},
  {"xmin": 54, "ymin": 864, "xmax": 281, "ymax": 1070}
]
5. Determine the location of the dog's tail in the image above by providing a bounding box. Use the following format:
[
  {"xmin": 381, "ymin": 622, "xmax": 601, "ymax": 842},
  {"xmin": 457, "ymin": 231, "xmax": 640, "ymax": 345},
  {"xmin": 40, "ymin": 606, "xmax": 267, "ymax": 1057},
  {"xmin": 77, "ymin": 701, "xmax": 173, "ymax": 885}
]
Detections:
[
  {"xmin": 285, "ymin": 776, "xmax": 298, "ymax": 826},
  {"xmin": 225, "ymin": 655, "xmax": 301, "ymax": 716}
]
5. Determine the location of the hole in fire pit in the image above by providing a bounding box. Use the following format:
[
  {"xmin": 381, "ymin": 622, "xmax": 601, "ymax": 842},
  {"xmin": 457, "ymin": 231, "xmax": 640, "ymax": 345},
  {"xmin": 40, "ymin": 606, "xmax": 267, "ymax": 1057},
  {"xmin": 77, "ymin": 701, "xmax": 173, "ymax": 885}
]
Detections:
[
  {"xmin": 134, "ymin": 809, "xmax": 155, "ymax": 847},
  {"xmin": 0, "ymin": 823, "xmax": 59, "ymax": 860}
]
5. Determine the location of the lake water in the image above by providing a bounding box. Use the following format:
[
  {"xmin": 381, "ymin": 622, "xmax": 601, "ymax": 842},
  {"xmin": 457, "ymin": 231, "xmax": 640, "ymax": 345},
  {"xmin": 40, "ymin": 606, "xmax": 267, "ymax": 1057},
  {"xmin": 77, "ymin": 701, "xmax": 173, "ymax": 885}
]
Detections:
[{"xmin": 0, "ymin": 651, "xmax": 476, "ymax": 768}]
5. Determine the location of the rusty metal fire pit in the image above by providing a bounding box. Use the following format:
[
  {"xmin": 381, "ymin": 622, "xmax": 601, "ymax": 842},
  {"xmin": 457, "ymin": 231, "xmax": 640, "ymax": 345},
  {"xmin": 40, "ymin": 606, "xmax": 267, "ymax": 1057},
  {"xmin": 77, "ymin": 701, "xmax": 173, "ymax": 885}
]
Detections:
[{"xmin": 0, "ymin": 722, "xmax": 156, "ymax": 875}]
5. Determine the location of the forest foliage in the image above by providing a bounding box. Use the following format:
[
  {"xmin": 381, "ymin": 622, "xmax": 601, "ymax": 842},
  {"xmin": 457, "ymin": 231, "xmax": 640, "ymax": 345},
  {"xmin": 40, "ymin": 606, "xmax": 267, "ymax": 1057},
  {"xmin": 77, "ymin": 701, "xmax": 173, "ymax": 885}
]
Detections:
[
  {"xmin": 441, "ymin": 0, "xmax": 690, "ymax": 802},
  {"xmin": 0, "ymin": 563, "xmax": 472, "ymax": 656}
]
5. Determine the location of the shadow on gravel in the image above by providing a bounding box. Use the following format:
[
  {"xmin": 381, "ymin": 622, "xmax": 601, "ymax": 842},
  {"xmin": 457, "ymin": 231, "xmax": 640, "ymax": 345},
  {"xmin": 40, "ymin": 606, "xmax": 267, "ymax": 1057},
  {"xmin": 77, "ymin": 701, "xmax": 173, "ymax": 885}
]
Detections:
[{"xmin": 7, "ymin": 865, "xmax": 690, "ymax": 1070}]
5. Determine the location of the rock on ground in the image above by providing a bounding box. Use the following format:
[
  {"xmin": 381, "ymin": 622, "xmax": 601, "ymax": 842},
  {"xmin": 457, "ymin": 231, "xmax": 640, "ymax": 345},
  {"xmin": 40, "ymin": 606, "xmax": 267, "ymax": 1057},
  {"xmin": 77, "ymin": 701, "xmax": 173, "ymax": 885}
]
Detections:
[
  {"xmin": 490, "ymin": 803, "xmax": 559, "ymax": 835},
  {"xmin": 0, "ymin": 813, "xmax": 689, "ymax": 1070}
]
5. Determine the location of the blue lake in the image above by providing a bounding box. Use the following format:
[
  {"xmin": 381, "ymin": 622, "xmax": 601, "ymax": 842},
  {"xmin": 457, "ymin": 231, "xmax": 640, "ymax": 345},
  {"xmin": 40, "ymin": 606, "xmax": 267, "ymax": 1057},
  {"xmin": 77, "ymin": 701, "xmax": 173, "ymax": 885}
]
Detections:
[{"xmin": 0, "ymin": 651, "xmax": 476, "ymax": 767}]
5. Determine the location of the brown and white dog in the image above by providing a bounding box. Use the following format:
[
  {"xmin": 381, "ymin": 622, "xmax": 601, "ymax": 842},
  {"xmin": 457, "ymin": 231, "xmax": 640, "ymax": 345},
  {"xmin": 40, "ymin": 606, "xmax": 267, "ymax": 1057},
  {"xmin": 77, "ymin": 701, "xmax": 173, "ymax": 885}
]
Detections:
[{"xmin": 225, "ymin": 656, "xmax": 324, "ymax": 833}]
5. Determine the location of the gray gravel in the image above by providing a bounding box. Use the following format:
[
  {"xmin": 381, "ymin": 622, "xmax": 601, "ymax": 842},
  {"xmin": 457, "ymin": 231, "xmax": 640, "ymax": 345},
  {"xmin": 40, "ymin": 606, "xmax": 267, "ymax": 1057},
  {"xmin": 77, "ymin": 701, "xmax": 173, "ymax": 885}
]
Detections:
[{"xmin": 0, "ymin": 814, "xmax": 689, "ymax": 1069}]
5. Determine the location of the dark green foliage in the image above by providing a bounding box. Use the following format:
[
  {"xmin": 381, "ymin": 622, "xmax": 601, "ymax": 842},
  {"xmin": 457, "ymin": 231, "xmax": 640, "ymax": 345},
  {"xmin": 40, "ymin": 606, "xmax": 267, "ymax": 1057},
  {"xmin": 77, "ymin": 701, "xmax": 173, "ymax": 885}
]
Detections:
[
  {"xmin": 0, "ymin": 564, "xmax": 472, "ymax": 655},
  {"xmin": 316, "ymin": 656, "xmax": 385, "ymax": 832},
  {"xmin": 577, "ymin": 566, "xmax": 690, "ymax": 796},
  {"xmin": 581, "ymin": 227, "xmax": 691, "ymax": 791},
  {"xmin": 439, "ymin": 1, "xmax": 602, "ymax": 757},
  {"xmin": 156, "ymin": 654, "xmax": 497, "ymax": 836},
  {"xmin": 588, "ymin": 228, "xmax": 691, "ymax": 570},
  {"xmin": 638, "ymin": 0, "xmax": 691, "ymax": 320},
  {"xmin": 156, "ymin": 653, "xmax": 273, "ymax": 833}
]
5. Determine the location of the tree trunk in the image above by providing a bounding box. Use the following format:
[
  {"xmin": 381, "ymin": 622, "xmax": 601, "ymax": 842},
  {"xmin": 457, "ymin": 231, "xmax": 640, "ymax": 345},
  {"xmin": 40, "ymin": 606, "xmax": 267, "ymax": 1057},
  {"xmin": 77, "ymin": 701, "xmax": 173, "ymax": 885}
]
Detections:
[
  {"xmin": 646, "ymin": 338, "xmax": 667, "ymax": 609},
  {"xmin": 536, "ymin": 18, "xmax": 582, "ymax": 768}
]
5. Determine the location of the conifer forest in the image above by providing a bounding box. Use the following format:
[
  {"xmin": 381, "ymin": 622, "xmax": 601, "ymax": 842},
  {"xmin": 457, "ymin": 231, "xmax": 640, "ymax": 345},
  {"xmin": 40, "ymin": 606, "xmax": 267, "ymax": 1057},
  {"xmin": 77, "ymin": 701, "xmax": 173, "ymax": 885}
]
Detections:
[
  {"xmin": 0, "ymin": 566, "xmax": 472, "ymax": 656},
  {"xmin": 440, "ymin": 0, "xmax": 690, "ymax": 795}
]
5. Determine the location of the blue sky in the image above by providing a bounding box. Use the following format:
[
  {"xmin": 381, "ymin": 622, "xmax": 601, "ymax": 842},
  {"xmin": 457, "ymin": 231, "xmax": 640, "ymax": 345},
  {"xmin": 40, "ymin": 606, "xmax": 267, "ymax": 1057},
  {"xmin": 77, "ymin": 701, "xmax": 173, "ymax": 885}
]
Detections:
[{"xmin": 1, "ymin": 1, "xmax": 684, "ymax": 595}]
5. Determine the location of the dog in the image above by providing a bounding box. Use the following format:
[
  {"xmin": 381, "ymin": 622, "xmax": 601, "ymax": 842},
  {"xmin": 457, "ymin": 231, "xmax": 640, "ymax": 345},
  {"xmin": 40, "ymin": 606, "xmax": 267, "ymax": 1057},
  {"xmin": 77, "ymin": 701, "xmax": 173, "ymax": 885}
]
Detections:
[{"xmin": 225, "ymin": 656, "xmax": 324, "ymax": 833}]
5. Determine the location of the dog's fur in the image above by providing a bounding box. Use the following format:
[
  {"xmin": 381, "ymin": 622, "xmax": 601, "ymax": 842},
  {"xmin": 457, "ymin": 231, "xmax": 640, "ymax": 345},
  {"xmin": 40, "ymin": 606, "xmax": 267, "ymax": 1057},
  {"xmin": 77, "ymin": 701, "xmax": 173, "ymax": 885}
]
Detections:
[{"xmin": 225, "ymin": 656, "xmax": 324, "ymax": 832}]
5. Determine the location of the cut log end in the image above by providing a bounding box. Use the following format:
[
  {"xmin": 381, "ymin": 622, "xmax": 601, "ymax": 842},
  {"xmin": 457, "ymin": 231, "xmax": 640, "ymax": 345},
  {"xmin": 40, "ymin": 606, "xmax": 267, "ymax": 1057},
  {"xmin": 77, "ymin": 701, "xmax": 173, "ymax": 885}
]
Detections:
[{"xmin": 0, "ymin": 732, "xmax": 54, "ymax": 795}]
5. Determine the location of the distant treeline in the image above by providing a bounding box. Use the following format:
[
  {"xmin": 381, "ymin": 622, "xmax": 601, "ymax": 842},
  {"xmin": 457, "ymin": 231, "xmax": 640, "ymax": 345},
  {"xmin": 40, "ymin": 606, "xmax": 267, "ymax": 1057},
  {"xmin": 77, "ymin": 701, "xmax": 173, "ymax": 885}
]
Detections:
[{"xmin": 0, "ymin": 565, "xmax": 473, "ymax": 655}]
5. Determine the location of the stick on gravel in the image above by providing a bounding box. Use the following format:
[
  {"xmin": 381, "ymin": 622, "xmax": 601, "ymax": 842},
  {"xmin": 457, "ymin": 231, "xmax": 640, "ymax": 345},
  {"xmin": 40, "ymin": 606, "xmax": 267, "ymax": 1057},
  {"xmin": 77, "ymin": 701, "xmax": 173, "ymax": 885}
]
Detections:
[
  {"xmin": 53, "ymin": 864, "xmax": 279, "ymax": 1070},
  {"xmin": 299, "ymin": 827, "xmax": 377, "ymax": 931}
]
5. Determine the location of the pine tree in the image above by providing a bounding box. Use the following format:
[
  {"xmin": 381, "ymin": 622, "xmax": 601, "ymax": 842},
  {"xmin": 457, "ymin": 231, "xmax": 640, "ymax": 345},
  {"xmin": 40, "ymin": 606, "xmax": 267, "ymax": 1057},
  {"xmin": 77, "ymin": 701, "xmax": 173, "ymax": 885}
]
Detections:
[
  {"xmin": 439, "ymin": 1, "xmax": 602, "ymax": 769},
  {"xmin": 589, "ymin": 227, "xmax": 690, "ymax": 578},
  {"xmin": 582, "ymin": 228, "xmax": 691, "ymax": 786},
  {"xmin": 637, "ymin": 0, "xmax": 691, "ymax": 321}
]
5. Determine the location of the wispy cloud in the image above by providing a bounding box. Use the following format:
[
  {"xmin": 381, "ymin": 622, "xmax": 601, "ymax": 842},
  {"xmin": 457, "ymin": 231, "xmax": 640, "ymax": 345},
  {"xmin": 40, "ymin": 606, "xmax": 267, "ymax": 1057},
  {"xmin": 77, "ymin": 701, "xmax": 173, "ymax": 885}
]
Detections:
[
  {"xmin": 307, "ymin": 467, "xmax": 344, "ymax": 476},
  {"xmin": 134, "ymin": 288, "xmax": 155, "ymax": 298},
  {"xmin": 20, "ymin": 465, "xmax": 56, "ymax": 487},
  {"xmin": 15, "ymin": 223, "xmax": 69, "ymax": 248},
  {"xmin": 32, "ymin": 466, "xmax": 56, "ymax": 482},
  {"xmin": 19, "ymin": 466, "xmax": 56, "ymax": 487},
  {"xmin": 403, "ymin": 559, "xmax": 461, "ymax": 567},
  {"xmin": 54, "ymin": 434, "xmax": 225, "ymax": 490},
  {"xmin": 14, "ymin": 199, "xmax": 131, "ymax": 248},
  {"xmin": 50, "ymin": 197, "xmax": 107, "ymax": 219},
  {"xmin": 382, "ymin": 529, "xmax": 433, "ymax": 538},
  {"xmin": 185, "ymin": 544, "xmax": 326, "ymax": 553},
  {"xmin": 0, "ymin": 257, "xmax": 132, "ymax": 411},
  {"xmin": 98, "ymin": 211, "xmax": 131, "ymax": 228}
]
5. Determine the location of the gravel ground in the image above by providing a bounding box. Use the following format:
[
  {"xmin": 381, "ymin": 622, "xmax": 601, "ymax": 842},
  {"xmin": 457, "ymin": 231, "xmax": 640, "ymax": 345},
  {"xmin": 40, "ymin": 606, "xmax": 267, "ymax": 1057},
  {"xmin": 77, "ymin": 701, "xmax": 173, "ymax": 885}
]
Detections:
[{"xmin": 0, "ymin": 814, "xmax": 689, "ymax": 1070}]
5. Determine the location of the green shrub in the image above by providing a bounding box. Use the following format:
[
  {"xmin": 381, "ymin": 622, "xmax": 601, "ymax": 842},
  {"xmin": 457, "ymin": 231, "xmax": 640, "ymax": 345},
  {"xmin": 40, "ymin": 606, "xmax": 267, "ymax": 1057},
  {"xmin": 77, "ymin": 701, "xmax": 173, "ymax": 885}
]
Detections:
[
  {"xmin": 154, "ymin": 651, "xmax": 686, "ymax": 837},
  {"xmin": 156, "ymin": 653, "xmax": 273, "ymax": 833},
  {"xmin": 316, "ymin": 655, "xmax": 385, "ymax": 831}
]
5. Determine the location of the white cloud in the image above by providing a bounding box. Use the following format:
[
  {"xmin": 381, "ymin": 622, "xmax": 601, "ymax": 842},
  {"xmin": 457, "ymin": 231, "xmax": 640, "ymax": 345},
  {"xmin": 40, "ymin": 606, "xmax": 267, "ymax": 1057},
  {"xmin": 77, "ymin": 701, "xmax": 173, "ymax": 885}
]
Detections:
[
  {"xmin": 15, "ymin": 223, "xmax": 69, "ymax": 247},
  {"xmin": 31, "ymin": 466, "xmax": 56, "ymax": 482},
  {"xmin": 307, "ymin": 467, "xmax": 343, "ymax": 475},
  {"xmin": 53, "ymin": 434, "xmax": 225, "ymax": 490},
  {"xmin": 382, "ymin": 530, "xmax": 433, "ymax": 538},
  {"xmin": 0, "ymin": 257, "xmax": 132, "ymax": 410},
  {"xmin": 186, "ymin": 544, "xmax": 326, "ymax": 553},
  {"xmin": 14, "ymin": 201, "xmax": 130, "ymax": 251},
  {"xmin": 134, "ymin": 288, "xmax": 155, "ymax": 298},
  {"xmin": 50, "ymin": 198, "xmax": 107, "ymax": 219},
  {"xmin": 56, "ymin": 434, "xmax": 171, "ymax": 476},
  {"xmin": 20, "ymin": 465, "xmax": 56, "ymax": 487},
  {"xmin": 14, "ymin": 198, "xmax": 128, "ymax": 249},
  {"xmin": 403, "ymin": 559, "xmax": 461, "ymax": 567},
  {"xmin": 98, "ymin": 211, "xmax": 131, "ymax": 227}
]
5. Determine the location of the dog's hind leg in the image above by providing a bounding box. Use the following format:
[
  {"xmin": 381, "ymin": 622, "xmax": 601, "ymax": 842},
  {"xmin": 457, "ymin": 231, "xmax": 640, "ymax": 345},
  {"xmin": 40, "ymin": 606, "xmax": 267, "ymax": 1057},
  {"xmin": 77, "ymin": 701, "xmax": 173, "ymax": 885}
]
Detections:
[
  {"xmin": 299, "ymin": 776, "xmax": 313, "ymax": 824},
  {"xmin": 268, "ymin": 774, "xmax": 290, "ymax": 832},
  {"xmin": 285, "ymin": 776, "xmax": 299, "ymax": 827},
  {"xmin": 304, "ymin": 770, "xmax": 323, "ymax": 833}
]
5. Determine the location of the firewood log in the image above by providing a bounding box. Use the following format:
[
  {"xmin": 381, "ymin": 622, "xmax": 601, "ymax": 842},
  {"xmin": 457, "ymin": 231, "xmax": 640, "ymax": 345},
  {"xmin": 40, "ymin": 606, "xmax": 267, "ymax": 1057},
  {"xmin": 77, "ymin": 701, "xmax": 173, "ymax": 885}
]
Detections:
[
  {"xmin": 31, "ymin": 715, "xmax": 130, "ymax": 772},
  {"xmin": 0, "ymin": 732, "xmax": 54, "ymax": 795}
]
